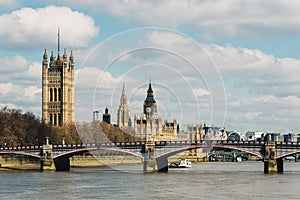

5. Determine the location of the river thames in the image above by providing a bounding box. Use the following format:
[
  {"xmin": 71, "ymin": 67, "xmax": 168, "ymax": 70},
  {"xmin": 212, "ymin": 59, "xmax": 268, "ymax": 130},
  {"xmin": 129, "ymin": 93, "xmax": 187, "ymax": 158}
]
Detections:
[{"xmin": 1, "ymin": 161, "xmax": 300, "ymax": 199}]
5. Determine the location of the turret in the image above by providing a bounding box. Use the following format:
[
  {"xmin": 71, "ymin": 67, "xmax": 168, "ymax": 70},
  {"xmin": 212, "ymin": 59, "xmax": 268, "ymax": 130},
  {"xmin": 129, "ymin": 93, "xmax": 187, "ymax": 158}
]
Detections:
[
  {"xmin": 57, "ymin": 52, "xmax": 61, "ymax": 61},
  {"xmin": 69, "ymin": 50, "xmax": 74, "ymax": 70},
  {"xmin": 63, "ymin": 48, "xmax": 68, "ymax": 61},
  {"xmin": 50, "ymin": 51, "xmax": 55, "ymax": 67},
  {"xmin": 43, "ymin": 49, "xmax": 48, "ymax": 68},
  {"xmin": 43, "ymin": 49, "xmax": 48, "ymax": 60},
  {"xmin": 69, "ymin": 50, "xmax": 74, "ymax": 62}
]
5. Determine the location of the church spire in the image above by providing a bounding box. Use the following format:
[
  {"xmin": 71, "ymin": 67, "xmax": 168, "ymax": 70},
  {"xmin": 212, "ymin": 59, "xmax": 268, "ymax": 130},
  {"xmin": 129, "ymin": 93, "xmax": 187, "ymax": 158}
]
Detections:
[
  {"xmin": 117, "ymin": 83, "xmax": 131, "ymax": 128},
  {"xmin": 121, "ymin": 83, "xmax": 128, "ymax": 105}
]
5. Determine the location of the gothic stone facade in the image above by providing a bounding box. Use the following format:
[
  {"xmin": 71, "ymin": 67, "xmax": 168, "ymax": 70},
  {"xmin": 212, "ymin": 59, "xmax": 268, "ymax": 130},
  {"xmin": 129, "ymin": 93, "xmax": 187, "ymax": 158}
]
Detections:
[
  {"xmin": 42, "ymin": 49, "xmax": 74, "ymax": 126},
  {"xmin": 134, "ymin": 82, "xmax": 180, "ymax": 141}
]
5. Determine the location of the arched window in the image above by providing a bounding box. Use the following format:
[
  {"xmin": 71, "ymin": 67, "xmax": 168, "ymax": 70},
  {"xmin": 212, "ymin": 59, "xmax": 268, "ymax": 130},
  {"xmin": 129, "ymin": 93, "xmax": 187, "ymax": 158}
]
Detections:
[
  {"xmin": 54, "ymin": 88, "xmax": 57, "ymax": 101},
  {"xmin": 50, "ymin": 88, "xmax": 53, "ymax": 102},
  {"xmin": 54, "ymin": 113, "xmax": 57, "ymax": 126},
  {"xmin": 58, "ymin": 114, "xmax": 61, "ymax": 126},
  {"xmin": 58, "ymin": 88, "xmax": 61, "ymax": 101},
  {"xmin": 50, "ymin": 114, "xmax": 53, "ymax": 125}
]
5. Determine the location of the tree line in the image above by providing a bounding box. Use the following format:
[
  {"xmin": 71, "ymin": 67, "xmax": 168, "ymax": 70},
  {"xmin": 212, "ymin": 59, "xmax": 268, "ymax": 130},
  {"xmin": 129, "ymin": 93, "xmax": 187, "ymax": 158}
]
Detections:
[
  {"xmin": 0, "ymin": 107, "xmax": 140, "ymax": 147},
  {"xmin": 0, "ymin": 107, "xmax": 80, "ymax": 147}
]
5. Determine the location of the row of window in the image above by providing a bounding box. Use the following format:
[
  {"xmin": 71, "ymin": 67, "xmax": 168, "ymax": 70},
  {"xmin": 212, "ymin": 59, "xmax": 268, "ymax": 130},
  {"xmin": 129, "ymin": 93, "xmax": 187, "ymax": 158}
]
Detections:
[
  {"xmin": 49, "ymin": 80, "xmax": 60, "ymax": 84},
  {"xmin": 49, "ymin": 88, "xmax": 62, "ymax": 102},
  {"xmin": 48, "ymin": 105, "xmax": 60, "ymax": 110},
  {"xmin": 49, "ymin": 113, "xmax": 62, "ymax": 126}
]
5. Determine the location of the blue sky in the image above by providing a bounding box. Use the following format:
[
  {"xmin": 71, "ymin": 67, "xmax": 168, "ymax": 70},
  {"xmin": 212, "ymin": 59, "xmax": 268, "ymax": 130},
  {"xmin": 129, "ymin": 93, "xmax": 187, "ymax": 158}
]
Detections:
[{"xmin": 1, "ymin": 0, "xmax": 300, "ymax": 134}]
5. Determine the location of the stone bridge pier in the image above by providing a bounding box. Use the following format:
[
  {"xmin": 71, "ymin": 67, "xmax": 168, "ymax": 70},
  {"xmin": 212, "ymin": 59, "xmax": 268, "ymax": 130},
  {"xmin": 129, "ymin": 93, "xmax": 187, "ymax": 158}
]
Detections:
[
  {"xmin": 142, "ymin": 142, "xmax": 157, "ymax": 173},
  {"xmin": 54, "ymin": 156, "xmax": 70, "ymax": 171},
  {"xmin": 263, "ymin": 141, "xmax": 283, "ymax": 173},
  {"xmin": 156, "ymin": 156, "xmax": 168, "ymax": 172},
  {"xmin": 142, "ymin": 142, "xmax": 169, "ymax": 173},
  {"xmin": 40, "ymin": 137, "xmax": 55, "ymax": 171},
  {"xmin": 40, "ymin": 137, "xmax": 70, "ymax": 171}
]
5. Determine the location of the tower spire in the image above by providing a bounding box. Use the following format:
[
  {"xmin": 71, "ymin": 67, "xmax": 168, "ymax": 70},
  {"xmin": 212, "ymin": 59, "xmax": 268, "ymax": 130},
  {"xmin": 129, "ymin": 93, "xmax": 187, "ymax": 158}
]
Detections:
[
  {"xmin": 57, "ymin": 27, "xmax": 60, "ymax": 53},
  {"xmin": 117, "ymin": 83, "xmax": 130, "ymax": 128},
  {"xmin": 121, "ymin": 83, "xmax": 127, "ymax": 105}
]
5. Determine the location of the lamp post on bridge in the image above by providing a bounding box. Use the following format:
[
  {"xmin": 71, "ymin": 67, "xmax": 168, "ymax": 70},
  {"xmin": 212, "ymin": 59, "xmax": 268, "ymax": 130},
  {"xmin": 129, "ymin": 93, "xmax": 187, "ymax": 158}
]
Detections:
[{"xmin": 62, "ymin": 137, "xmax": 65, "ymax": 146}]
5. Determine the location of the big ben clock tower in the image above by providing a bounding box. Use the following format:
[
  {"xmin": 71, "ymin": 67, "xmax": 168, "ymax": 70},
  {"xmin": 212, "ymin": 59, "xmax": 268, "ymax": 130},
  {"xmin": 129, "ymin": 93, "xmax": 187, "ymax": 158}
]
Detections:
[{"xmin": 143, "ymin": 81, "xmax": 157, "ymax": 116}]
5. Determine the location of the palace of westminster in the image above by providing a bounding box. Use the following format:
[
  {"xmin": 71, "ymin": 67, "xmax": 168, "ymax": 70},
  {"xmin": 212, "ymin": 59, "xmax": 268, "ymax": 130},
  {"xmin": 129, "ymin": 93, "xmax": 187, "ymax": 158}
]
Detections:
[{"xmin": 41, "ymin": 32, "xmax": 227, "ymax": 142}]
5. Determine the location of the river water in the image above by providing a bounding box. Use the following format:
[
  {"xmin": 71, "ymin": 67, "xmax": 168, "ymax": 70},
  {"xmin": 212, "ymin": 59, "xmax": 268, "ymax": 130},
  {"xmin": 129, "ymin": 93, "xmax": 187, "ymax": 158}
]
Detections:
[{"xmin": 1, "ymin": 161, "xmax": 300, "ymax": 200}]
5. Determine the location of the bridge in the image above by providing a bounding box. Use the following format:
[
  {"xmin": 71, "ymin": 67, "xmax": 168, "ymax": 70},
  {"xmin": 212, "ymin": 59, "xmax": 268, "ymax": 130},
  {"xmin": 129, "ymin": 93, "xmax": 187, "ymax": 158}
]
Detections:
[{"xmin": 1, "ymin": 138, "xmax": 300, "ymax": 173}]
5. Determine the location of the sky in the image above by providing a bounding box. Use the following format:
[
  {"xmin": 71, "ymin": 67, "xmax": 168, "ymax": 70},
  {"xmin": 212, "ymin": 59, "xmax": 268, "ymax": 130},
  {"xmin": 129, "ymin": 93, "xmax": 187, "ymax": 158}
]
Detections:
[{"xmin": 1, "ymin": 0, "xmax": 300, "ymax": 134}]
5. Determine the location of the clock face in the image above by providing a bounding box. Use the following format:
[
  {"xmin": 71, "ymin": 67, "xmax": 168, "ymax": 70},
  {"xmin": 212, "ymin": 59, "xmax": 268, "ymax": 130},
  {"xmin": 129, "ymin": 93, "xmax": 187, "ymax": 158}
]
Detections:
[{"xmin": 146, "ymin": 107, "xmax": 152, "ymax": 113}]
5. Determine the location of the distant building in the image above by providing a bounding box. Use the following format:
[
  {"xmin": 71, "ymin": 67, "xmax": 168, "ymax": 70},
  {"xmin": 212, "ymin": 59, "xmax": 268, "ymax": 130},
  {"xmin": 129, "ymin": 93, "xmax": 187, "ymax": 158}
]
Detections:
[
  {"xmin": 186, "ymin": 124, "xmax": 204, "ymax": 142},
  {"xmin": 117, "ymin": 84, "xmax": 131, "ymax": 128},
  {"xmin": 93, "ymin": 110, "xmax": 101, "ymax": 121},
  {"xmin": 42, "ymin": 29, "xmax": 74, "ymax": 126},
  {"xmin": 102, "ymin": 107, "xmax": 111, "ymax": 124},
  {"xmin": 203, "ymin": 125, "xmax": 227, "ymax": 140},
  {"xmin": 227, "ymin": 131, "xmax": 241, "ymax": 141},
  {"xmin": 246, "ymin": 131, "xmax": 264, "ymax": 141},
  {"xmin": 261, "ymin": 132, "xmax": 284, "ymax": 142},
  {"xmin": 283, "ymin": 133, "xmax": 299, "ymax": 142},
  {"xmin": 134, "ymin": 81, "xmax": 178, "ymax": 141}
]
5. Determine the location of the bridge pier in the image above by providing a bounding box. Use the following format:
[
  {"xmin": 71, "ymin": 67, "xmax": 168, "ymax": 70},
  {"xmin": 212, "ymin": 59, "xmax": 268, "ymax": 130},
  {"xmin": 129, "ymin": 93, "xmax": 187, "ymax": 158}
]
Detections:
[
  {"xmin": 156, "ymin": 156, "xmax": 168, "ymax": 172},
  {"xmin": 263, "ymin": 141, "xmax": 283, "ymax": 173},
  {"xmin": 276, "ymin": 158, "xmax": 283, "ymax": 173},
  {"xmin": 142, "ymin": 142, "xmax": 157, "ymax": 173},
  {"xmin": 40, "ymin": 137, "xmax": 55, "ymax": 171},
  {"xmin": 54, "ymin": 156, "xmax": 70, "ymax": 171}
]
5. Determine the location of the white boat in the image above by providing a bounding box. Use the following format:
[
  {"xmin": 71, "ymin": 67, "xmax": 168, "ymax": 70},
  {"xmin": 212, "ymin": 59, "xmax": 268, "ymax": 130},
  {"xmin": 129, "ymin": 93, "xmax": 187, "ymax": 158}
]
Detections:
[
  {"xmin": 169, "ymin": 159, "xmax": 192, "ymax": 168},
  {"xmin": 178, "ymin": 159, "xmax": 192, "ymax": 168},
  {"xmin": 236, "ymin": 157, "xmax": 242, "ymax": 162}
]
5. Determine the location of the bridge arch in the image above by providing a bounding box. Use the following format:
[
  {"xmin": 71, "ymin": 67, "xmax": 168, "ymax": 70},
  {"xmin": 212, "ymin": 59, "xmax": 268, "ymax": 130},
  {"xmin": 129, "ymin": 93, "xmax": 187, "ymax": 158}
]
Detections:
[
  {"xmin": 0, "ymin": 151, "xmax": 40, "ymax": 159},
  {"xmin": 155, "ymin": 144, "xmax": 263, "ymax": 159},
  {"xmin": 276, "ymin": 149, "xmax": 300, "ymax": 159},
  {"xmin": 53, "ymin": 147, "xmax": 143, "ymax": 159},
  {"xmin": 52, "ymin": 147, "xmax": 143, "ymax": 171}
]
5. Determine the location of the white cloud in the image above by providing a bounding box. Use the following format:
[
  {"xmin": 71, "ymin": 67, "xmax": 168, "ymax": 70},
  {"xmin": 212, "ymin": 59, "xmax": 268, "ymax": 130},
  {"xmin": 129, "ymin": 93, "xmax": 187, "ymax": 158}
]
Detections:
[
  {"xmin": 193, "ymin": 88, "xmax": 210, "ymax": 97},
  {"xmin": 204, "ymin": 44, "xmax": 300, "ymax": 97},
  {"xmin": 59, "ymin": 0, "xmax": 300, "ymax": 39},
  {"xmin": 0, "ymin": 55, "xmax": 28, "ymax": 72},
  {"xmin": 75, "ymin": 67, "xmax": 119, "ymax": 90},
  {"xmin": 23, "ymin": 85, "xmax": 41, "ymax": 101},
  {"xmin": 0, "ymin": 83, "xmax": 20, "ymax": 96},
  {"xmin": 0, "ymin": 55, "xmax": 43, "ymax": 115},
  {"xmin": 0, "ymin": 0, "xmax": 19, "ymax": 10},
  {"xmin": 0, "ymin": 6, "xmax": 99, "ymax": 50},
  {"xmin": 0, "ymin": 55, "xmax": 41, "ymax": 85},
  {"xmin": 146, "ymin": 31, "xmax": 191, "ymax": 47},
  {"xmin": 226, "ymin": 94, "xmax": 300, "ymax": 133},
  {"xmin": 23, "ymin": 62, "xmax": 41, "ymax": 79}
]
